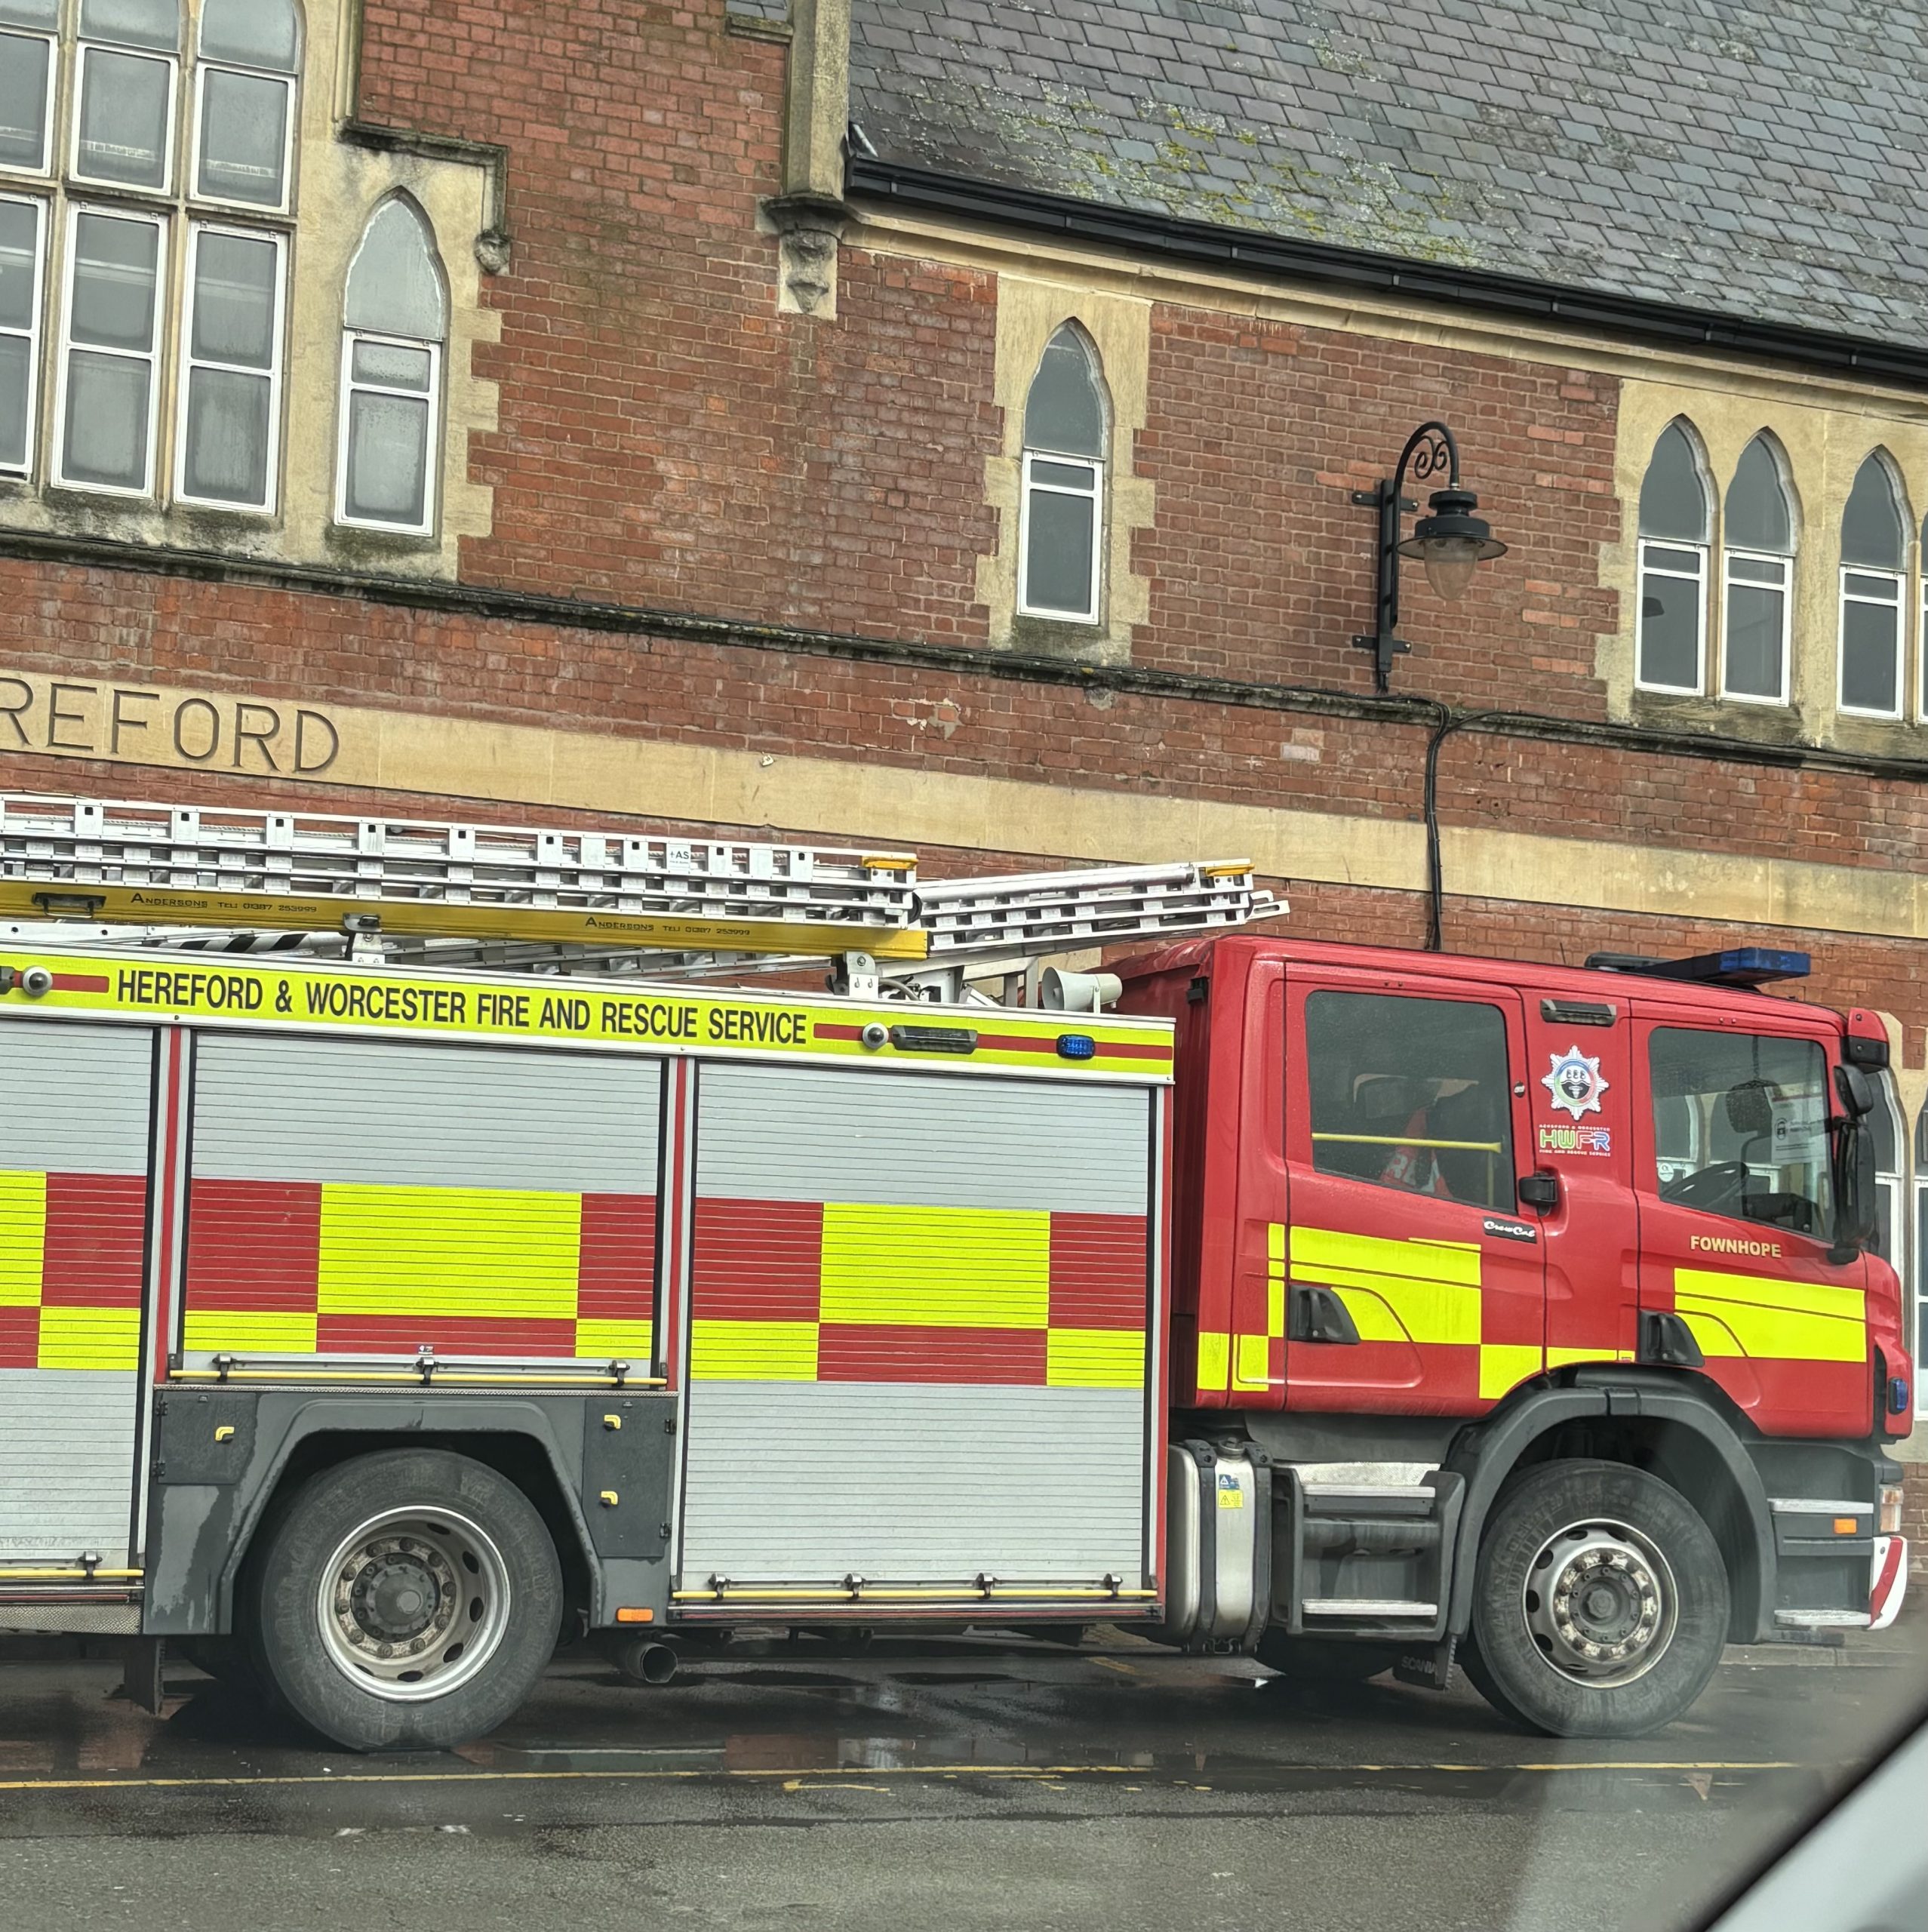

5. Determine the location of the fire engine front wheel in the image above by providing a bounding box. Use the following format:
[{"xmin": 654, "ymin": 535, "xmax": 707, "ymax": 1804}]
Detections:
[
  {"xmin": 1465, "ymin": 1459, "xmax": 1727, "ymax": 1739},
  {"xmin": 246, "ymin": 1450, "xmax": 564, "ymax": 1752}
]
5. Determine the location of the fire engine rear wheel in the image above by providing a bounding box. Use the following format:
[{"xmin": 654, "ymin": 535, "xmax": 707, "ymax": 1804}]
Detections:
[
  {"xmin": 246, "ymin": 1450, "xmax": 563, "ymax": 1752},
  {"xmin": 1465, "ymin": 1459, "xmax": 1727, "ymax": 1739}
]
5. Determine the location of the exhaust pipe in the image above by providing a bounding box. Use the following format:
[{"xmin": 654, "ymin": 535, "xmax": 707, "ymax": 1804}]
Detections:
[{"xmin": 612, "ymin": 1638, "xmax": 679, "ymax": 1686}]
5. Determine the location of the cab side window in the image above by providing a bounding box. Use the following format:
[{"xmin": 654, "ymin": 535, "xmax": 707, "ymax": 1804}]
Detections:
[
  {"xmin": 1305, "ymin": 991, "xmax": 1514, "ymax": 1210},
  {"xmin": 1647, "ymin": 1029, "xmax": 1833, "ymax": 1236}
]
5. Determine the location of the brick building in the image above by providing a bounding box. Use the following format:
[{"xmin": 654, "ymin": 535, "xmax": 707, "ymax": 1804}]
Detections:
[{"xmin": 2, "ymin": 2, "xmax": 1926, "ymax": 1511}]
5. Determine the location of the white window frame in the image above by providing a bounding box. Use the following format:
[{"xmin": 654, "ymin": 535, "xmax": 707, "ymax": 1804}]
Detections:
[
  {"xmin": 0, "ymin": 189, "xmax": 46, "ymax": 477},
  {"xmin": 1717, "ymin": 547, "xmax": 1792, "ymax": 706},
  {"xmin": 1016, "ymin": 448, "xmax": 1102, "ymax": 624},
  {"xmin": 173, "ymin": 220, "xmax": 284, "ymax": 513},
  {"xmin": 334, "ymin": 328, "xmax": 441, "ymax": 536},
  {"xmin": 189, "ymin": 59, "xmax": 296, "ymax": 215},
  {"xmin": 0, "ymin": 23, "xmax": 59, "ymax": 178},
  {"xmin": 1633, "ymin": 536, "xmax": 1708, "ymax": 694},
  {"xmin": 1837, "ymin": 564, "xmax": 1905, "ymax": 721},
  {"xmin": 69, "ymin": 39, "xmax": 179, "ymax": 195},
  {"xmin": 1919, "ymin": 576, "xmax": 1928, "ymax": 723},
  {"xmin": 53, "ymin": 201, "xmax": 166, "ymax": 497}
]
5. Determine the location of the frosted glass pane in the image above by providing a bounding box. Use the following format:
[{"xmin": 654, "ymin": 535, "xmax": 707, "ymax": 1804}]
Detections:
[
  {"xmin": 197, "ymin": 69, "xmax": 288, "ymax": 205},
  {"xmin": 1724, "ymin": 583, "xmax": 1784, "ymax": 699},
  {"xmin": 1724, "ymin": 438, "xmax": 1791, "ymax": 553},
  {"xmin": 344, "ymin": 202, "xmax": 445, "ymax": 340},
  {"xmin": 191, "ymin": 230, "xmax": 275, "ymax": 367},
  {"xmin": 351, "ymin": 340, "xmax": 431, "ymax": 389},
  {"xmin": 1025, "ymin": 328, "xmax": 1104, "ymax": 457},
  {"xmin": 1637, "ymin": 423, "xmax": 1708, "ymax": 541},
  {"xmin": 63, "ymin": 350, "xmax": 150, "ymax": 488},
  {"xmin": 1024, "ymin": 488, "xmax": 1096, "ymax": 616},
  {"xmin": 1841, "ymin": 457, "xmax": 1905, "ymax": 569},
  {"xmin": 1841, "ymin": 600, "xmax": 1899, "ymax": 713},
  {"xmin": 345, "ymin": 390, "xmax": 429, "ymax": 525},
  {"xmin": 70, "ymin": 215, "xmax": 158, "ymax": 351},
  {"xmin": 0, "ymin": 334, "xmax": 27, "ymax": 470},
  {"xmin": 0, "ymin": 32, "xmax": 51, "ymax": 171},
  {"xmin": 0, "ymin": 0, "xmax": 57, "ymax": 26},
  {"xmin": 183, "ymin": 365, "xmax": 269, "ymax": 504},
  {"xmin": 0, "ymin": 200, "xmax": 38, "ymax": 331},
  {"xmin": 1637, "ymin": 566, "xmax": 1699, "ymax": 688},
  {"xmin": 76, "ymin": 48, "xmax": 170, "ymax": 186},
  {"xmin": 199, "ymin": 0, "xmax": 297, "ymax": 69},
  {"xmin": 80, "ymin": 0, "xmax": 177, "ymax": 49}
]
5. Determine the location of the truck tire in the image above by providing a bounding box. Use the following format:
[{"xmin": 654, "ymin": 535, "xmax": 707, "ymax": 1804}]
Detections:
[
  {"xmin": 1253, "ymin": 1632, "xmax": 1393, "ymax": 1684},
  {"xmin": 244, "ymin": 1449, "xmax": 563, "ymax": 1752},
  {"xmin": 1465, "ymin": 1458, "xmax": 1727, "ymax": 1739}
]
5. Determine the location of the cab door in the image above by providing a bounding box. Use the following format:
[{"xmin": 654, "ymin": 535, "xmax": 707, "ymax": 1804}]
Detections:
[
  {"xmin": 1631, "ymin": 1008, "xmax": 1871, "ymax": 1437},
  {"xmin": 1281, "ymin": 970, "xmax": 1543, "ymax": 1417}
]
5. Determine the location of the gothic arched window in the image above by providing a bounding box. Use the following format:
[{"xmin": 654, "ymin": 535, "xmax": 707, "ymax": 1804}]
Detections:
[
  {"xmin": 1634, "ymin": 421, "xmax": 1711, "ymax": 693},
  {"xmin": 1838, "ymin": 454, "xmax": 1908, "ymax": 718},
  {"xmin": 1018, "ymin": 324, "xmax": 1107, "ymax": 624},
  {"xmin": 336, "ymin": 196, "xmax": 447, "ymax": 534},
  {"xmin": 1719, "ymin": 435, "xmax": 1796, "ymax": 703}
]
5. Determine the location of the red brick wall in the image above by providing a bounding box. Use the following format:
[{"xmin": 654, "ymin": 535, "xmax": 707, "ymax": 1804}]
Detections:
[{"xmin": 1136, "ymin": 311, "xmax": 1619, "ymax": 709}]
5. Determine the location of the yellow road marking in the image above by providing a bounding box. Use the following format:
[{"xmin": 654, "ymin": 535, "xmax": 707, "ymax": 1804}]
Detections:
[{"xmin": 0, "ymin": 1759, "xmax": 1805, "ymax": 1794}]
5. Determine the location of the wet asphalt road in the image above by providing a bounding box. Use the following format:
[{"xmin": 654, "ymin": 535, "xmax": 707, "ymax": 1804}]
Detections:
[{"xmin": 1, "ymin": 1625, "xmax": 1924, "ymax": 1932}]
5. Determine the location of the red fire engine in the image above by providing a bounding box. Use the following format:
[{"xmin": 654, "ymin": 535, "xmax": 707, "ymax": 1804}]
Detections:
[{"xmin": 0, "ymin": 795, "xmax": 1907, "ymax": 1750}]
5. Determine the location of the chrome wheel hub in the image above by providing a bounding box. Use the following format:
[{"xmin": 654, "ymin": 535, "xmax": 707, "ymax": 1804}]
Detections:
[
  {"xmin": 318, "ymin": 1507, "xmax": 511, "ymax": 1703},
  {"xmin": 1521, "ymin": 1518, "xmax": 1677, "ymax": 1688}
]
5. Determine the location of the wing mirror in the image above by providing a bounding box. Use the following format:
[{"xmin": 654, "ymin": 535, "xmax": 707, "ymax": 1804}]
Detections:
[{"xmin": 1834, "ymin": 1063, "xmax": 1876, "ymax": 1118}]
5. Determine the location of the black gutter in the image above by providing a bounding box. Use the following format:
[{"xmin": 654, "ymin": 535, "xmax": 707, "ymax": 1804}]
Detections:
[
  {"xmin": 5, "ymin": 525, "xmax": 1926, "ymax": 786},
  {"xmin": 847, "ymin": 158, "xmax": 1928, "ymax": 392}
]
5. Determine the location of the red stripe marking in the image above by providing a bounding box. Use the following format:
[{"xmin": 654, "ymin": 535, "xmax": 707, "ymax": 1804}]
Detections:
[
  {"xmin": 1049, "ymin": 1213, "xmax": 1148, "ymax": 1329},
  {"xmin": 576, "ymin": 1193, "xmax": 657, "ymax": 1322},
  {"xmin": 816, "ymin": 1322, "xmax": 1047, "ymax": 1386},
  {"xmin": 316, "ymin": 1315, "xmax": 579, "ymax": 1358},
  {"xmin": 51, "ymin": 974, "xmax": 110, "ymax": 993},
  {"xmin": 151, "ymin": 1031, "xmax": 184, "ymax": 1383},
  {"xmin": 39, "ymin": 1173, "xmax": 147, "ymax": 1309},
  {"xmin": 691, "ymin": 1196, "xmax": 823, "ymax": 1322},
  {"xmin": 0, "ymin": 1306, "xmax": 35, "ymax": 1368},
  {"xmin": 1872, "ymin": 1536, "xmax": 1906, "ymax": 1619},
  {"xmin": 183, "ymin": 1178, "xmax": 324, "ymax": 1312}
]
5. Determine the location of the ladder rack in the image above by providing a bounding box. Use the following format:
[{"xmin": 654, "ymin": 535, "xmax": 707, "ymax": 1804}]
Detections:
[{"xmin": 0, "ymin": 792, "xmax": 1279, "ymax": 992}]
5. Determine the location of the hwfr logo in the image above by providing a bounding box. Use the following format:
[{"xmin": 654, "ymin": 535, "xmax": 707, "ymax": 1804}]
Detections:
[{"xmin": 1542, "ymin": 1045, "xmax": 1608, "ymax": 1120}]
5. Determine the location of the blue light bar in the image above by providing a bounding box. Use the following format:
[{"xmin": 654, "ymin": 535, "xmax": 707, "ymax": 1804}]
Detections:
[
  {"xmin": 1640, "ymin": 948, "xmax": 1811, "ymax": 988},
  {"xmin": 1056, "ymin": 1032, "xmax": 1097, "ymax": 1060}
]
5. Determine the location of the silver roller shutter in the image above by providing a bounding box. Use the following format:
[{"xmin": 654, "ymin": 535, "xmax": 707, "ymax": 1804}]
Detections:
[
  {"xmin": 186, "ymin": 1034, "xmax": 662, "ymax": 1365},
  {"xmin": 0, "ymin": 1019, "xmax": 153, "ymax": 1569},
  {"xmin": 681, "ymin": 1062, "xmax": 1155, "ymax": 1591}
]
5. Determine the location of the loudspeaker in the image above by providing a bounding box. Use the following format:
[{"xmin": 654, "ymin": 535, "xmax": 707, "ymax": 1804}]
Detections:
[{"xmin": 1041, "ymin": 968, "xmax": 1121, "ymax": 1013}]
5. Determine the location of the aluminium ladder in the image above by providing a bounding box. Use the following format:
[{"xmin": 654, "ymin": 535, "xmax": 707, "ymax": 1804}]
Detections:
[{"xmin": 0, "ymin": 792, "xmax": 1278, "ymax": 996}]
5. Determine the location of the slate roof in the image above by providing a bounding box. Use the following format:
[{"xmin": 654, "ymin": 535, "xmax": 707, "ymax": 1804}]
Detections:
[{"xmin": 846, "ymin": 0, "xmax": 1928, "ymax": 354}]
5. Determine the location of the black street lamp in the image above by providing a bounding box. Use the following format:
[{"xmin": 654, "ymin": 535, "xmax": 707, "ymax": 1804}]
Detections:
[{"xmin": 1351, "ymin": 420, "xmax": 1508, "ymax": 692}]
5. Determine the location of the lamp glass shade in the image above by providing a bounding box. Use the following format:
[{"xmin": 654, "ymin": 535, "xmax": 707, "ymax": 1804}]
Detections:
[{"xmin": 1419, "ymin": 539, "xmax": 1482, "ymax": 601}]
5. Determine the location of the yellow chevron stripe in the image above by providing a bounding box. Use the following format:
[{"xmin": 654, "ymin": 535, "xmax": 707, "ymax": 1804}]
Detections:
[
  {"xmin": 1674, "ymin": 1267, "xmax": 1865, "ymax": 1364},
  {"xmin": 818, "ymin": 1203, "xmax": 1048, "ymax": 1330},
  {"xmin": 0, "ymin": 1171, "xmax": 46, "ymax": 1310},
  {"xmin": 1195, "ymin": 1329, "xmax": 1230, "ymax": 1392},
  {"xmin": 1289, "ymin": 1224, "xmax": 1483, "ymax": 1347},
  {"xmin": 316, "ymin": 1184, "xmax": 582, "ymax": 1319},
  {"xmin": 1479, "ymin": 1344, "xmax": 1542, "ymax": 1401}
]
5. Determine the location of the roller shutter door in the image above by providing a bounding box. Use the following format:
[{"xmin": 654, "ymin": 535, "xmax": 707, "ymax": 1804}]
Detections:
[
  {"xmin": 184, "ymin": 1035, "xmax": 662, "ymax": 1366},
  {"xmin": 0, "ymin": 1020, "xmax": 152, "ymax": 1567},
  {"xmin": 681, "ymin": 1062, "xmax": 1154, "ymax": 1589}
]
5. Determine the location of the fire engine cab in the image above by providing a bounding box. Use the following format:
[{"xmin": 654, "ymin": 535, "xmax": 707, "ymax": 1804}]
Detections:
[{"xmin": 0, "ymin": 795, "xmax": 1907, "ymax": 1750}]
